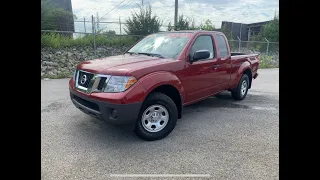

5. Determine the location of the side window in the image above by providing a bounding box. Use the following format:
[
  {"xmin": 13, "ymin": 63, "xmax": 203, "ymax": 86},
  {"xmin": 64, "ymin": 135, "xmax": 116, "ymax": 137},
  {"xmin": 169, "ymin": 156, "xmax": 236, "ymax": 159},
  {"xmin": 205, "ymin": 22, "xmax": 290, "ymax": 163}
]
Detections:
[
  {"xmin": 190, "ymin": 35, "xmax": 214, "ymax": 60},
  {"xmin": 216, "ymin": 35, "xmax": 229, "ymax": 58}
]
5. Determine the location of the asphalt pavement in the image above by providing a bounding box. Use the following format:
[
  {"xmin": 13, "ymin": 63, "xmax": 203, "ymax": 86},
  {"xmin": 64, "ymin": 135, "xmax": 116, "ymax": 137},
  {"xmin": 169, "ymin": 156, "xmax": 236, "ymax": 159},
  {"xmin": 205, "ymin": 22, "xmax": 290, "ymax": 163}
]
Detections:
[{"xmin": 41, "ymin": 68, "xmax": 279, "ymax": 180}]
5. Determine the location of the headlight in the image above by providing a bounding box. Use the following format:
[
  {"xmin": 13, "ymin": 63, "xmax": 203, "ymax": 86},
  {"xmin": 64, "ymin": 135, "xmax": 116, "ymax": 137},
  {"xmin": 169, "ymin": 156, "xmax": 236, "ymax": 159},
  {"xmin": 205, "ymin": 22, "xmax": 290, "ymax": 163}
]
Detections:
[{"xmin": 104, "ymin": 76, "xmax": 137, "ymax": 92}]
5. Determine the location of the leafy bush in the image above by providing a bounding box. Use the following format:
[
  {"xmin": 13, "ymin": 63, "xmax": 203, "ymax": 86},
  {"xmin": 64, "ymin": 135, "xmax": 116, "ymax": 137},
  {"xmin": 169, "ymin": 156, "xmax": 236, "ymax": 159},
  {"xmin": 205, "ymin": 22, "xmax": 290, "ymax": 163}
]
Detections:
[
  {"xmin": 167, "ymin": 15, "xmax": 199, "ymax": 31},
  {"xmin": 249, "ymin": 15, "xmax": 279, "ymax": 52},
  {"xmin": 259, "ymin": 55, "xmax": 278, "ymax": 68},
  {"xmin": 199, "ymin": 20, "xmax": 215, "ymax": 31},
  {"xmin": 124, "ymin": 5, "xmax": 162, "ymax": 35}
]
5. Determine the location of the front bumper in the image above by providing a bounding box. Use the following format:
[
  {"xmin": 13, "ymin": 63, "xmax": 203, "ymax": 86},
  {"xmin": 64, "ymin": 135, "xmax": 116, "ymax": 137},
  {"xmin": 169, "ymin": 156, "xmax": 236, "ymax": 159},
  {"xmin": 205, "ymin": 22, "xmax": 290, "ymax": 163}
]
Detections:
[{"xmin": 69, "ymin": 88, "xmax": 142, "ymax": 125}]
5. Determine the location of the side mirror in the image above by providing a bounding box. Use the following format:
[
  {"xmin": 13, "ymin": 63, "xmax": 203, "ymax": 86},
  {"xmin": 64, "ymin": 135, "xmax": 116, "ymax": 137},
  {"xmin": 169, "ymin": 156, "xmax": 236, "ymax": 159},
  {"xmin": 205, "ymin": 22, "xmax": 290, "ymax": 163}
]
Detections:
[{"xmin": 190, "ymin": 50, "xmax": 210, "ymax": 63}]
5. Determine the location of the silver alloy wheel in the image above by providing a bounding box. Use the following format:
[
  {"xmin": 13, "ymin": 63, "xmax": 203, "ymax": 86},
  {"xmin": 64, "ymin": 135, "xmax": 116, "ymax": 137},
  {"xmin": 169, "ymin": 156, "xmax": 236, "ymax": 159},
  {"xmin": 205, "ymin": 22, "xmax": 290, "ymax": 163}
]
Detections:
[
  {"xmin": 141, "ymin": 105, "xmax": 169, "ymax": 133},
  {"xmin": 241, "ymin": 80, "xmax": 247, "ymax": 96}
]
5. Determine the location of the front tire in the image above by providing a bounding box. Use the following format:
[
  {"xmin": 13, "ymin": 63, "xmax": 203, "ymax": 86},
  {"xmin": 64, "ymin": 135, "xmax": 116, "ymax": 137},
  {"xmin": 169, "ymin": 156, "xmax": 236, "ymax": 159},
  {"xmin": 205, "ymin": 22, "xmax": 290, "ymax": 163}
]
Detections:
[
  {"xmin": 134, "ymin": 92, "xmax": 178, "ymax": 141},
  {"xmin": 231, "ymin": 74, "xmax": 249, "ymax": 100}
]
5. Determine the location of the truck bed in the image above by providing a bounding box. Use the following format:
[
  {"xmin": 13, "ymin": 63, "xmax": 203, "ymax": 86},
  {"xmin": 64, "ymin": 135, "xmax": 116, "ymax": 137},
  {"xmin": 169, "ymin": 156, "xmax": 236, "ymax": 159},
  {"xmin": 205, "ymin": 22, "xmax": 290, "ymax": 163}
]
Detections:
[
  {"xmin": 231, "ymin": 52, "xmax": 259, "ymax": 57},
  {"xmin": 229, "ymin": 52, "xmax": 260, "ymax": 81},
  {"xmin": 230, "ymin": 52, "xmax": 259, "ymax": 61}
]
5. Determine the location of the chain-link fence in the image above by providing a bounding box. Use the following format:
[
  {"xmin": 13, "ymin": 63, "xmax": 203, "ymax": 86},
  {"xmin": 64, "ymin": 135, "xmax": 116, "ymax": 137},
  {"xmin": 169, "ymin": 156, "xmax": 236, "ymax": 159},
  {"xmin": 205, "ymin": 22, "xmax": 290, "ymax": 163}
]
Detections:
[
  {"xmin": 229, "ymin": 39, "xmax": 279, "ymax": 54},
  {"xmin": 41, "ymin": 16, "xmax": 279, "ymax": 77},
  {"xmin": 41, "ymin": 16, "xmax": 279, "ymax": 56}
]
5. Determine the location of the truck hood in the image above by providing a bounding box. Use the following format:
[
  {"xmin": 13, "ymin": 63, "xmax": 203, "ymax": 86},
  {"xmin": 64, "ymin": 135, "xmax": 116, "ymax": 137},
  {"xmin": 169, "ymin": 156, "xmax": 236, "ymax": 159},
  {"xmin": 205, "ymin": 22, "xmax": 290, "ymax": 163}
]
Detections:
[{"xmin": 77, "ymin": 54, "xmax": 173, "ymax": 76}]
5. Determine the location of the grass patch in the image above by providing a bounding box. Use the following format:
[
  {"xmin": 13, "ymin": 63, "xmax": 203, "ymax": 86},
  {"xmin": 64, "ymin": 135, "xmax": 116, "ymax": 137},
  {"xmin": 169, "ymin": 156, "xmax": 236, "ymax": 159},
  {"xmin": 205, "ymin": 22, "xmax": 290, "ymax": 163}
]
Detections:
[
  {"xmin": 41, "ymin": 33, "xmax": 138, "ymax": 48},
  {"xmin": 259, "ymin": 55, "xmax": 279, "ymax": 69}
]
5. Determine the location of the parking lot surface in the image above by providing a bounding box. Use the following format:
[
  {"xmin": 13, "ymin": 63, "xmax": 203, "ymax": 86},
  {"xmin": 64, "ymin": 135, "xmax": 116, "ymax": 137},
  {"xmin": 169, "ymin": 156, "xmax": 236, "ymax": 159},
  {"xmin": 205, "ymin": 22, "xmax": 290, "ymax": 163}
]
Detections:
[{"xmin": 41, "ymin": 68, "xmax": 279, "ymax": 180}]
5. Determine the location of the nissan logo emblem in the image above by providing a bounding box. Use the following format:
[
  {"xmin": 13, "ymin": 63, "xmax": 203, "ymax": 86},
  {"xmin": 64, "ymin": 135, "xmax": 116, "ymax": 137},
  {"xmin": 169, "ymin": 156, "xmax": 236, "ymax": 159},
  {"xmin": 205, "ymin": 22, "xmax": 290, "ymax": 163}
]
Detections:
[{"xmin": 80, "ymin": 74, "xmax": 87, "ymax": 85}]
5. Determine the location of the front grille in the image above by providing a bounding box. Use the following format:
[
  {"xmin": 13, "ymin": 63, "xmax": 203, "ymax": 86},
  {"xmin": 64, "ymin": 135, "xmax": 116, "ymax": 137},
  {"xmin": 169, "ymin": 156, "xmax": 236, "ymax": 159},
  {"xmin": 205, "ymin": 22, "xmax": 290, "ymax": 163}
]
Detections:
[
  {"xmin": 97, "ymin": 77, "xmax": 106, "ymax": 90},
  {"xmin": 77, "ymin": 71, "xmax": 94, "ymax": 88},
  {"xmin": 75, "ymin": 70, "xmax": 110, "ymax": 94}
]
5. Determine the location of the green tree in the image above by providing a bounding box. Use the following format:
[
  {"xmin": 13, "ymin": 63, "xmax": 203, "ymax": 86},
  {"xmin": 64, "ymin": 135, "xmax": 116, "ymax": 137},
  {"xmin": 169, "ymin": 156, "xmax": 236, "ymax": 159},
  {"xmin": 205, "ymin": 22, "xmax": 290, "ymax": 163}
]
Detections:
[
  {"xmin": 250, "ymin": 15, "xmax": 279, "ymax": 52},
  {"xmin": 106, "ymin": 30, "xmax": 116, "ymax": 35},
  {"xmin": 189, "ymin": 18, "xmax": 198, "ymax": 30},
  {"xmin": 218, "ymin": 24, "xmax": 232, "ymax": 39},
  {"xmin": 41, "ymin": 0, "xmax": 75, "ymax": 31},
  {"xmin": 124, "ymin": 5, "xmax": 162, "ymax": 35},
  {"xmin": 251, "ymin": 15, "xmax": 279, "ymax": 42},
  {"xmin": 199, "ymin": 19, "xmax": 215, "ymax": 31},
  {"xmin": 176, "ymin": 15, "xmax": 190, "ymax": 30},
  {"xmin": 167, "ymin": 15, "xmax": 199, "ymax": 31},
  {"xmin": 260, "ymin": 15, "xmax": 279, "ymax": 42}
]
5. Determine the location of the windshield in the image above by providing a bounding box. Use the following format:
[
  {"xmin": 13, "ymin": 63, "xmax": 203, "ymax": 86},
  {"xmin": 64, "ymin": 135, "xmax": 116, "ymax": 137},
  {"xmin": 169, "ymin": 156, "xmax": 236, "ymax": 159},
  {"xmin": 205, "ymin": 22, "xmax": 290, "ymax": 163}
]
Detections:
[{"xmin": 127, "ymin": 33, "xmax": 192, "ymax": 59}]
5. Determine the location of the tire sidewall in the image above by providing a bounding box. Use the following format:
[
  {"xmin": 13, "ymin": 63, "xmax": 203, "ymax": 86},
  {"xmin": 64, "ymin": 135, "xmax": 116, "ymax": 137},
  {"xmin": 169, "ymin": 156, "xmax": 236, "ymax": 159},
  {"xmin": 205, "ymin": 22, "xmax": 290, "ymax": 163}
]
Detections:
[
  {"xmin": 239, "ymin": 75, "xmax": 249, "ymax": 99},
  {"xmin": 135, "ymin": 97, "xmax": 178, "ymax": 140}
]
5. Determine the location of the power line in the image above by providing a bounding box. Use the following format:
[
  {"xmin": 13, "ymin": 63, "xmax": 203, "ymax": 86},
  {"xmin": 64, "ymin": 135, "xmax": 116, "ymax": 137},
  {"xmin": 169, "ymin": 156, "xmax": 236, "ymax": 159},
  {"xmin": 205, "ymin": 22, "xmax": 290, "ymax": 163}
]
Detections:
[
  {"xmin": 101, "ymin": 0, "xmax": 128, "ymax": 19},
  {"xmin": 99, "ymin": 0, "xmax": 137, "ymax": 21},
  {"xmin": 113, "ymin": 0, "xmax": 137, "ymax": 17}
]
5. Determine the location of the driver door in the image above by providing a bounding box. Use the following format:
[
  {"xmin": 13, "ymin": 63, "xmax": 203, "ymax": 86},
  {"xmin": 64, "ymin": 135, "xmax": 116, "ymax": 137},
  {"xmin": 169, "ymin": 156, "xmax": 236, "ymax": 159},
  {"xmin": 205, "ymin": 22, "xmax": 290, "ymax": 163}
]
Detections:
[{"xmin": 183, "ymin": 33, "xmax": 221, "ymax": 103}]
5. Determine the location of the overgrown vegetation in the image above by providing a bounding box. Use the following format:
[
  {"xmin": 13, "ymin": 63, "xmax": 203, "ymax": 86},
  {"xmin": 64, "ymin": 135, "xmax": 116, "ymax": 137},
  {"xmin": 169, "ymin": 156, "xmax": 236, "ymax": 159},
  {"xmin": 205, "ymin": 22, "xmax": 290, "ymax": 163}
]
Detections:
[
  {"xmin": 251, "ymin": 15, "xmax": 279, "ymax": 42},
  {"xmin": 199, "ymin": 20, "xmax": 215, "ymax": 31},
  {"xmin": 259, "ymin": 55, "xmax": 279, "ymax": 69},
  {"xmin": 167, "ymin": 15, "xmax": 198, "ymax": 31},
  {"xmin": 167, "ymin": 16, "xmax": 215, "ymax": 31},
  {"xmin": 41, "ymin": 33, "xmax": 137, "ymax": 48},
  {"xmin": 41, "ymin": 72, "xmax": 72, "ymax": 79},
  {"xmin": 248, "ymin": 15, "xmax": 279, "ymax": 52}
]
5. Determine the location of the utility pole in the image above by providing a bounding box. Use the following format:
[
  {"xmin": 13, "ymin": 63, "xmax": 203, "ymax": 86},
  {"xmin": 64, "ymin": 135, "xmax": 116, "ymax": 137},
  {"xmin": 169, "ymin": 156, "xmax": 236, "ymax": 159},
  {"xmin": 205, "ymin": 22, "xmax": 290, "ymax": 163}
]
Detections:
[
  {"xmin": 142, "ymin": 0, "xmax": 143, "ymax": 6},
  {"xmin": 174, "ymin": 0, "xmax": 178, "ymax": 30}
]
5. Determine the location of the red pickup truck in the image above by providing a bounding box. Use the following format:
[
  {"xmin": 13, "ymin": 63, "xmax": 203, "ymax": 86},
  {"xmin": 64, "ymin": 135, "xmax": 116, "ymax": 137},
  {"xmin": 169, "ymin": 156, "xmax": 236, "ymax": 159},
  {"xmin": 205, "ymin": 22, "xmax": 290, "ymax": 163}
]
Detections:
[{"xmin": 69, "ymin": 31, "xmax": 259, "ymax": 141}]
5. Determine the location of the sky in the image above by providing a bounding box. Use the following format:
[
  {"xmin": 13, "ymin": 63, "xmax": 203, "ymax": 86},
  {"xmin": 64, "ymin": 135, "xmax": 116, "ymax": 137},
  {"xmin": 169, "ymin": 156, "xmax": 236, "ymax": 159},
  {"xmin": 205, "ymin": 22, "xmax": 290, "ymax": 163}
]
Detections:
[{"xmin": 71, "ymin": 0, "xmax": 279, "ymax": 34}]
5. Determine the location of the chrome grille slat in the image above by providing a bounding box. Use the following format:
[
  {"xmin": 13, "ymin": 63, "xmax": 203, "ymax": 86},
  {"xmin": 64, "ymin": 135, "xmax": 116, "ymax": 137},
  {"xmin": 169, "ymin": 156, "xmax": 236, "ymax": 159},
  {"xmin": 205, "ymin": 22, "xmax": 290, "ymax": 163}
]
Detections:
[
  {"xmin": 88, "ymin": 76, "xmax": 101, "ymax": 93},
  {"xmin": 75, "ymin": 70, "xmax": 111, "ymax": 94}
]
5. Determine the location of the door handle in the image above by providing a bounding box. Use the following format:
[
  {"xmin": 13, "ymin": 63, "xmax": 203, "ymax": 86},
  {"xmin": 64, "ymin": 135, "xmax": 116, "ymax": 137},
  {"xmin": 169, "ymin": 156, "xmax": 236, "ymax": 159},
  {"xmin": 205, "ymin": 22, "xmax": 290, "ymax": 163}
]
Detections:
[{"xmin": 213, "ymin": 64, "xmax": 219, "ymax": 69}]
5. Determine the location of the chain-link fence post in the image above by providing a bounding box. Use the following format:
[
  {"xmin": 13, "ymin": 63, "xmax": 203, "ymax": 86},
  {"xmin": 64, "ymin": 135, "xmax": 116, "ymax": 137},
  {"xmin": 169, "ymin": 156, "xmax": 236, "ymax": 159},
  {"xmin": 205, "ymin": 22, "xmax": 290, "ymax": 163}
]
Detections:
[
  {"xmin": 237, "ymin": 36, "xmax": 241, "ymax": 52},
  {"xmin": 265, "ymin": 38, "xmax": 269, "ymax": 55},
  {"xmin": 231, "ymin": 22, "xmax": 233, "ymax": 39},
  {"xmin": 91, "ymin": 15, "xmax": 96, "ymax": 57},
  {"xmin": 239, "ymin": 23, "xmax": 242, "ymax": 40}
]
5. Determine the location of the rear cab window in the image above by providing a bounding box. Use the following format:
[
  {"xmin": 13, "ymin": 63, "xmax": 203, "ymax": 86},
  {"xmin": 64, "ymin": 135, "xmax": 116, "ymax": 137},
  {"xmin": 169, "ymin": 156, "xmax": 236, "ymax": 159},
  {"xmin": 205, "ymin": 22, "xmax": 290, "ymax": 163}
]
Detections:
[{"xmin": 215, "ymin": 34, "xmax": 229, "ymax": 58}]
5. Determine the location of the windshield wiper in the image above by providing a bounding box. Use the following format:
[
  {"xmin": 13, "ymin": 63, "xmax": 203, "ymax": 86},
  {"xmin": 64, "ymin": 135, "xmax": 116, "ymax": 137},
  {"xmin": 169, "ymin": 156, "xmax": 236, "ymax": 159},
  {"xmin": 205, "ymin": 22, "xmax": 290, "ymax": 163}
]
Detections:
[
  {"xmin": 137, "ymin": 52, "xmax": 165, "ymax": 58},
  {"xmin": 125, "ymin": 51, "xmax": 138, "ymax": 55},
  {"xmin": 125, "ymin": 52, "xmax": 165, "ymax": 58}
]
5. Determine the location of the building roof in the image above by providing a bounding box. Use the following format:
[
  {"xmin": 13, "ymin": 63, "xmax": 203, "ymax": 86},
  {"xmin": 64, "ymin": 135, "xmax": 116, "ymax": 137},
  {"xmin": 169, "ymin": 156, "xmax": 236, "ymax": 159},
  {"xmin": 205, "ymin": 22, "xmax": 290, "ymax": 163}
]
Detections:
[
  {"xmin": 247, "ymin": 21, "xmax": 271, "ymax": 28},
  {"xmin": 221, "ymin": 20, "xmax": 272, "ymax": 28}
]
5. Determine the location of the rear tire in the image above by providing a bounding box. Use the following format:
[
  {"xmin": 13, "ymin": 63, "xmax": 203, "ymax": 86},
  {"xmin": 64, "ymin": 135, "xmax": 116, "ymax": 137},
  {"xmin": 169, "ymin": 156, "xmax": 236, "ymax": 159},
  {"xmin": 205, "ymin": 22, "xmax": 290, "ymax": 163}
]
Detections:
[
  {"xmin": 231, "ymin": 74, "xmax": 249, "ymax": 100},
  {"xmin": 134, "ymin": 92, "xmax": 178, "ymax": 141}
]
